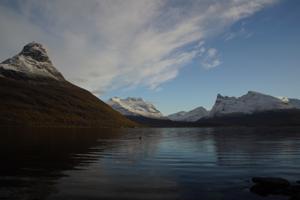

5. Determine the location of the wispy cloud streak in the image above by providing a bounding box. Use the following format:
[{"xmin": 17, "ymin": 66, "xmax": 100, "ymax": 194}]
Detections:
[{"xmin": 0, "ymin": 0, "xmax": 278, "ymax": 94}]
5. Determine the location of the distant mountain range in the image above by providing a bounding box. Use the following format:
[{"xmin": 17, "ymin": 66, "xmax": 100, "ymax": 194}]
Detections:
[
  {"xmin": 107, "ymin": 91, "xmax": 300, "ymax": 126},
  {"xmin": 106, "ymin": 97, "xmax": 209, "ymax": 122},
  {"xmin": 209, "ymin": 91, "xmax": 300, "ymax": 117},
  {"xmin": 200, "ymin": 91, "xmax": 300, "ymax": 126},
  {"xmin": 1, "ymin": 42, "xmax": 300, "ymax": 127},
  {"xmin": 0, "ymin": 42, "xmax": 136, "ymax": 127},
  {"xmin": 168, "ymin": 107, "xmax": 208, "ymax": 122}
]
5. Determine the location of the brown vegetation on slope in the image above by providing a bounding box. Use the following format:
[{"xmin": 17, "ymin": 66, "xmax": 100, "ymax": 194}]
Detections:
[{"xmin": 0, "ymin": 77, "xmax": 137, "ymax": 128}]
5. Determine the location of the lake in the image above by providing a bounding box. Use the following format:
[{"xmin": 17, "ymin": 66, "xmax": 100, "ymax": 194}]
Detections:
[{"xmin": 1, "ymin": 127, "xmax": 300, "ymax": 200}]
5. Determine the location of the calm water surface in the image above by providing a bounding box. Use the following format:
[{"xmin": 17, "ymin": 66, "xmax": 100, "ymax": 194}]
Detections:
[{"xmin": 1, "ymin": 127, "xmax": 300, "ymax": 200}]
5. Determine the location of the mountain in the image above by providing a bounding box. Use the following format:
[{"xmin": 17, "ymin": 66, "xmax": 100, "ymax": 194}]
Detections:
[
  {"xmin": 0, "ymin": 42, "xmax": 136, "ymax": 127},
  {"xmin": 209, "ymin": 91, "xmax": 300, "ymax": 117},
  {"xmin": 0, "ymin": 42, "xmax": 64, "ymax": 81},
  {"xmin": 107, "ymin": 97, "xmax": 202, "ymax": 127},
  {"xmin": 168, "ymin": 106, "xmax": 208, "ymax": 122},
  {"xmin": 107, "ymin": 97, "xmax": 164, "ymax": 119},
  {"xmin": 195, "ymin": 91, "xmax": 300, "ymax": 126}
]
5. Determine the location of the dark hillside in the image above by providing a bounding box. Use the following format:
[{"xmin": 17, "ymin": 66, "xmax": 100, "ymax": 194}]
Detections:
[{"xmin": 0, "ymin": 77, "xmax": 137, "ymax": 128}]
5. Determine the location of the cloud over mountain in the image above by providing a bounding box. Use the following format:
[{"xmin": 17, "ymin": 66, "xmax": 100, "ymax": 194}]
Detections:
[{"xmin": 0, "ymin": 0, "xmax": 277, "ymax": 95}]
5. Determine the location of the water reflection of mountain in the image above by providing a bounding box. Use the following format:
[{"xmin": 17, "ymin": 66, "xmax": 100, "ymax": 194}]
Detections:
[
  {"xmin": 2, "ymin": 127, "xmax": 300, "ymax": 200},
  {"xmin": 211, "ymin": 127, "xmax": 300, "ymax": 167},
  {"xmin": 0, "ymin": 128, "xmax": 127, "ymax": 200},
  {"xmin": 0, "ymin": 128, "xmax": 167, "ymax": 200}
]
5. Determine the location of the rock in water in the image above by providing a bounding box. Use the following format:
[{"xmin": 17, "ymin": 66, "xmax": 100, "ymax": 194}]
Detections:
[
  {"xmin": 250, "ymin": 177, "xmax": 300, "ymax": 199},
  {"xmin": 252, "ymin": 177, "xmax": 290, "ymax": 188}
]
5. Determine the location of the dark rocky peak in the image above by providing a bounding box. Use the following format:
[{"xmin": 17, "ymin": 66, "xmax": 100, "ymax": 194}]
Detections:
[{"xmin": 20, "ymin": 42, "xmax": 51, "ymax": 63}]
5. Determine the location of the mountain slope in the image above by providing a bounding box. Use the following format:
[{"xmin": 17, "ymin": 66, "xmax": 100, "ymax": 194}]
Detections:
[
  {"xmin": 209, "ymin": 91, "xmax": 300, "ymax": 117},
  {"xmin": 168, "ymin": 106, "xmax": 208, "ymax": 122},
  {"xmin": 196, "ymin": 91, "xmax": 300, "ymax": 126},
  {"xmin": 0, "ymin": 42, "xmax": 136, "ymax": 128},
  {"xmin": 107, "ymin": 97, "xmax": 164, "ymax": 119},
  {"xmin": 126, "ymin": 115, "xmax": 199, "ymax": 127}
]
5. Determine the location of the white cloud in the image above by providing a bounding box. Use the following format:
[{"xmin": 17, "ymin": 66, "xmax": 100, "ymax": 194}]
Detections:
[
  {"xmin": 0, "ymin": 0, "xmax": 278, "ymax": 95},
  {"xmin": 201, "ymin": 48, "xmax": 221, "ymax": 69}
]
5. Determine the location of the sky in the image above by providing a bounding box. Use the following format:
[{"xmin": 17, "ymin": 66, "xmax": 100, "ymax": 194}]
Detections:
[{"xmin": 0, "ymin": 0, "xmax": 299, "ymax": 115}]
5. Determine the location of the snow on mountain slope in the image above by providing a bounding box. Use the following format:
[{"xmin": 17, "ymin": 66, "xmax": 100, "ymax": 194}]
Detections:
[
  {"xmin": 0, "ymin": 42, "xmax": 64, "ymax": 81},
  {"xmin": 283, "ymin": 97, "xmax": 300, "ymax": 109},
  {"xmin": 168, "ymin": 107, "xmax": 208, "ymax": 122},
  {"xmin": 209, "ymin": 91, "xmax": 300, "ymax": 117},
  {"xmin": 107, "ymin": 97, "xmax": 164, "ymax": 119}
]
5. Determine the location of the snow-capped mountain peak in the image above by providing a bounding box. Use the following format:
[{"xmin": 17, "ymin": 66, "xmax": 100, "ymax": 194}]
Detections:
[
  {"xmin": 168, "ymin": 106, "xmax": 209, "ymax": 122},
  {"xmin": 107, "ymin": 97, "xmax": 164, "ymax": 119},
  {"xmin": 209, "ymin": 91, "xmax": 300, "ymax": 117},
  {"xmin": 0, "ymin": 42, "xmax": 64, "ymax": 81},
  {"xmin": 21, "ymin": 42, "xmax": 50, "ymax": 62}
]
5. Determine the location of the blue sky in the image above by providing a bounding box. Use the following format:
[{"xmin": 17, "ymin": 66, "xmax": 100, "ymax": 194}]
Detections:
[
  {"xmin": 103, "ymin": 0, "xmax": 300, "ymax": 114},
  {"xmin": 0, "ymin": 0, "xmax": 299, "ymax": 115}
]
